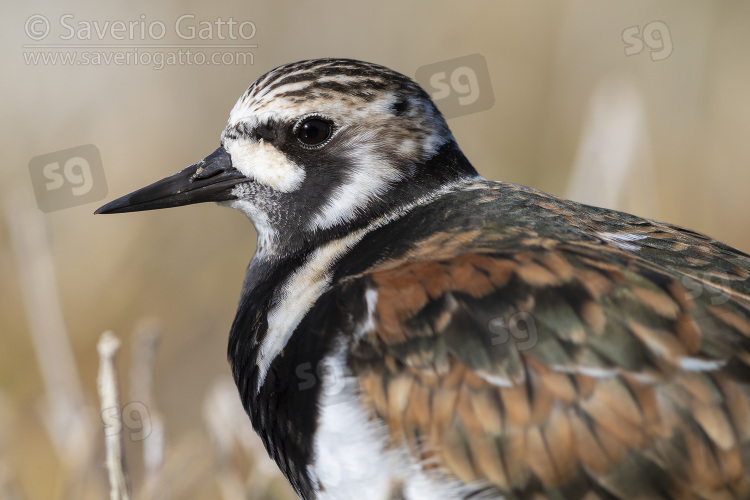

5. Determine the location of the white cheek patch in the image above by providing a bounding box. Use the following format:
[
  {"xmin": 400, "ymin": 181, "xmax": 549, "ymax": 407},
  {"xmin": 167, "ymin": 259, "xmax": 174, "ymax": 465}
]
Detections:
[
  {"xmin": 225, "ymin": 138, "xmax": 305, "ymax": 192},
  {"xmin": 311, "ymin": 169, "xmax": 402, "ymax": 230},
  {"xmin": 310, "ymin": 136, "xmax": 405, "ymax": 230}
]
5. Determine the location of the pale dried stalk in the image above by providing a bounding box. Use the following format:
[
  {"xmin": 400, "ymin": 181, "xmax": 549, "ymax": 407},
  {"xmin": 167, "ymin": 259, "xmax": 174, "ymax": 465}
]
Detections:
[
  {"xmin": 129, "ymin": 320, "xmax": 166, "ymax": 500},
  {"xmin": 129, "ymin": 319, "xmax": 161, "ymax": 409},
  {"xmin": 4, "ymin": 191, "xmax": 92, "ymax": 472},
  {"xmin": 97, "ymin": 331, "xmax": 131, "ymax": 500},
  {"xmin": 129, "ymin": 320, "xmax": 164, "ymax": 480}
]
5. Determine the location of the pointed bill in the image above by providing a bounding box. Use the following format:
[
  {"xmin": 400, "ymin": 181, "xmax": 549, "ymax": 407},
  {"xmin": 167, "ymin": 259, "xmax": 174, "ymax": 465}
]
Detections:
[{"xmin": 95, "ymin": 146, "xmax": 247, "ymax": 214}]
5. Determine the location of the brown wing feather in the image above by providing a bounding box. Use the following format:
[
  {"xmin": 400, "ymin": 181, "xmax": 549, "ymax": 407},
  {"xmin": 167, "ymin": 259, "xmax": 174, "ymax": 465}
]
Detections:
[{"xmin": 346, "ymin": 230, "xmax": 750, "ymax": 499}]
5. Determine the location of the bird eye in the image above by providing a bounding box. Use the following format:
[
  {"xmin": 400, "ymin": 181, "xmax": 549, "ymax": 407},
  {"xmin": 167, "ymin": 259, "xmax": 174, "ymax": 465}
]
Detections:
[{"xmin": 296, "ymin": 118, "xmax": 332, "ymax": 147}]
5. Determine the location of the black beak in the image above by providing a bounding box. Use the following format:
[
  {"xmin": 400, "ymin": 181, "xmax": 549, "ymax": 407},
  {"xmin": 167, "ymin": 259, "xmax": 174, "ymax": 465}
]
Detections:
[{"xmin": 95, "ymin": 146, "xmax": 246, "ymax": 214}]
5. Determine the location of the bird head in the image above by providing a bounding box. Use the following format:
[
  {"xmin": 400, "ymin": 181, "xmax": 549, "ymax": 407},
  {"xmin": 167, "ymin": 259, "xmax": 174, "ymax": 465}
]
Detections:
[{"xmin": 96, "ymin": 59, "xmax": 477, "ymax": 255}]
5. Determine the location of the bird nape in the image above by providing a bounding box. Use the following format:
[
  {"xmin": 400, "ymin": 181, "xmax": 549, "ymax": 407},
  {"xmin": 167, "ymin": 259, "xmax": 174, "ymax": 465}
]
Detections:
[{"xmin": 96, "ymin": 58, "xmax": 750, "ymax": 500}]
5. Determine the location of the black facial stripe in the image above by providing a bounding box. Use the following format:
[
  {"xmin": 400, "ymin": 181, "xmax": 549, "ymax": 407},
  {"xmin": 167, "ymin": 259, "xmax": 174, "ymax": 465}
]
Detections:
[
  {"xmin": 223, "ymin": 119, "xmax": 287, "ymax": 144},
  {"xmin": 254, "ymin": 121, "xmax": 277, "ymax": 141}
]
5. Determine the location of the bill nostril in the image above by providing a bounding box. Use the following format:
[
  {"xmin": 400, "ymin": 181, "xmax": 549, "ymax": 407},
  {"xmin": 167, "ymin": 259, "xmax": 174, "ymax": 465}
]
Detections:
[
  {"xmin": 190, "ymin": 146, "xmax": 233, "ymax": 182},
  {"xmin": 192, "ymin": 163, "xmax": 225, "ymax": 181},
  {"xmin": 192, "ymin": 163, "xmax": 212, "ymax": 179}
]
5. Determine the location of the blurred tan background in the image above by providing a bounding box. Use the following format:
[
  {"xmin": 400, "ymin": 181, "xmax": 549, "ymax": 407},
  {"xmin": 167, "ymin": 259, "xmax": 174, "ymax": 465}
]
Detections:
[{"xmin": 2, "ymin": 1, "xmax": 750, "ymax": 499}]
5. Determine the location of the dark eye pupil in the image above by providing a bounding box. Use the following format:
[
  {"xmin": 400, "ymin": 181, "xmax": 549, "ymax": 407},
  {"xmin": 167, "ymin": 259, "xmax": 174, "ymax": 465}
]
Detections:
[{"xmin": 297, "ymin": 119, "xmax": 331, "ymax": 146}]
